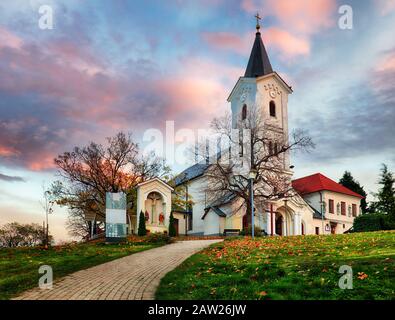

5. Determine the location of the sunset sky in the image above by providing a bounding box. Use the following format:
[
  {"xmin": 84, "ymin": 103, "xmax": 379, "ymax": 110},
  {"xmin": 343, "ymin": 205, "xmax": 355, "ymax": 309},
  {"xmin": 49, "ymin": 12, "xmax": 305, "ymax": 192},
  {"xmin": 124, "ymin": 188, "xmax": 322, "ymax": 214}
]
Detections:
[{"xmin": 1, "ymin": 0, "xmax": 394, "ymax": 241}]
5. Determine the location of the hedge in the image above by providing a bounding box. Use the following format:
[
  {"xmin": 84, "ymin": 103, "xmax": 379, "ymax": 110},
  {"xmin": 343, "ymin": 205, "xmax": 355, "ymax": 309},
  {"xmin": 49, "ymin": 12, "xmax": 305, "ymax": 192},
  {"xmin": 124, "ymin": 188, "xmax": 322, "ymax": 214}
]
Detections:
[{"xmin": 353, "ymin": 213, "xmax": 395, "ymax": 232}]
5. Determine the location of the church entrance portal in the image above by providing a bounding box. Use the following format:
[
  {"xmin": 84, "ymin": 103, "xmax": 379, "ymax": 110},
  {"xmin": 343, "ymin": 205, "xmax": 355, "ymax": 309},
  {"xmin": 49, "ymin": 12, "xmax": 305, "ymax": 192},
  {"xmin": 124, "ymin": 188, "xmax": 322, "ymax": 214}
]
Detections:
[{"xmin": 275, "ymin": 215, "xmax": 283, "ymax": 236}]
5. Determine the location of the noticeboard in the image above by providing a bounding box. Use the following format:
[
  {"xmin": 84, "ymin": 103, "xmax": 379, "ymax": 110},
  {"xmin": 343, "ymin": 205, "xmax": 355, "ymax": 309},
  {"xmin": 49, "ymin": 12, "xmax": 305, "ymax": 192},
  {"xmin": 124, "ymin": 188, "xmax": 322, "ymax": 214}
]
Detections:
[{"xmin": 105, "ymin": 192, "xmax": 127, "ymax": 242}]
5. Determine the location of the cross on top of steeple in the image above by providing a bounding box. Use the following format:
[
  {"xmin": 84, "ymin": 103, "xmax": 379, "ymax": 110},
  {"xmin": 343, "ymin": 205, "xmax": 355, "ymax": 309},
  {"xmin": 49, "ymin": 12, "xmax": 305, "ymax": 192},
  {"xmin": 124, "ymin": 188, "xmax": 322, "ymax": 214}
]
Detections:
[{"xmin": 255, "ymin": 13, "xmax": 261, "ymax": 32}]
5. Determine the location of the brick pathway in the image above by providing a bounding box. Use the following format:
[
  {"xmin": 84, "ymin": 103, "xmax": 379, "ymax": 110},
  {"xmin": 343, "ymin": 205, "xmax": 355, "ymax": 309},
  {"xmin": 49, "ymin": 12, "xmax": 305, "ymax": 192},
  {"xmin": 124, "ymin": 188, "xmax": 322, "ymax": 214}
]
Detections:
[{"xmin": 14, "ymin": 240, "xmax": 222, "ymax": 300}]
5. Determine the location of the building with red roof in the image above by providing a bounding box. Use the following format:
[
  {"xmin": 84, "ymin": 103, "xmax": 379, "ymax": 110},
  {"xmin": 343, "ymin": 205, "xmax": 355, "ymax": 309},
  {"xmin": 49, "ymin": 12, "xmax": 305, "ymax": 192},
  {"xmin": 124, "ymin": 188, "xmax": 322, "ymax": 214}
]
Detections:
[{"xmin": 292, "ymin": 173, "xmax": 363, "ymax": 235}]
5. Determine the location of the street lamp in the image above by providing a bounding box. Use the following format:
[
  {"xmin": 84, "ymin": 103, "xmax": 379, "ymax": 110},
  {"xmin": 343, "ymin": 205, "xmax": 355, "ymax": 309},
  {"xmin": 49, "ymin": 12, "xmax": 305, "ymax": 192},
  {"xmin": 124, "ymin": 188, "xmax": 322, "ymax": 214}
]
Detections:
[
  {"xmin": 249, "ymin": 169, "xmax": 257, "ymax": 239},
  {"xmin": 45, "ymin": 204, "xmax": 53, "ymax": 248}
]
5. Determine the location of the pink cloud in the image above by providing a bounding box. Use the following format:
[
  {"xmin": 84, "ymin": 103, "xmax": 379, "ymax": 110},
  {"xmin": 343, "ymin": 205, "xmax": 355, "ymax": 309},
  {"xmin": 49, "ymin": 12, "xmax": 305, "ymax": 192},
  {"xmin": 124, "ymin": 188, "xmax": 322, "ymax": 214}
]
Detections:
[
  {"xmin": 241, "ymin": 0, "xmax": 336, "ymax": 35},
  {"xmin": 202, "ymin": 32, "xmax": 249, "ymax": 55},
  {"xmin": 265, "ymin": 0, "xmax": 336, "ymax": 34},
  {"xmin": 0, "ymin": 27, "xmax": 23, "ymax": 50},
  {"xmin": 0, "ymin": 29, "xmax": 121, "ymax": 126},
  {"xmin": 376, "ymin": 52, "xmax": 395, "ymax": 72},
  {"xmin": 28, "ymin": 154, "xmax": 56, "ymax": 171},
  {"xmin": 371, "ymin": 48, "xmax": 395, "ymax": 103},
  {"xmin": 153, "ymin": 57, "xmax": 242, "ymax": 129},
  {"xmin": 46, "ymin": 41, "xmax": 107, "ymax": 76},
  {"xmin": 202, "ymin": 28, "xmax": 310, "ymax": 59},
  {"xmin": 263, "ymin": 27, "xmax": 310, "ymax": 58},
  {"xmin": 239, "ymin": 0, "xmax": 337, "ymax": 62},
  {"xmin": 375, "ymin": 0, "xmax": 395, "ymax": 15},
  {"xmin": 0, "ymin": 146, "xmax": 19, "ymax": 157},
  {"xmin": 241, "ymin": 0, "xmax": 257, "ymax": 13}
]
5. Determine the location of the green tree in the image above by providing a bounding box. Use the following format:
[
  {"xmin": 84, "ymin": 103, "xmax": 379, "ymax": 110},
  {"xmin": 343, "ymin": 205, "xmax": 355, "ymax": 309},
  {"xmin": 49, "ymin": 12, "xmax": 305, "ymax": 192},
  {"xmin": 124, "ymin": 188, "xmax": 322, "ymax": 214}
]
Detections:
[
  {"xmin": 137, "ymin": 211, "xmax": 147, "ymax": 236},
  {"xmin": 339, "ymin": 171, "xmax": 368, "ymax": 213},
  {"xmin": 170, "ymin": 184, "xmax": 194, "ymax": 212},
  {"xmin": 371, "ymin": 164, "xmax": 395, "ymax": 218},
  {"xmin": 168, "ymin": 212, "xmax": 177, "ymax": 237}
]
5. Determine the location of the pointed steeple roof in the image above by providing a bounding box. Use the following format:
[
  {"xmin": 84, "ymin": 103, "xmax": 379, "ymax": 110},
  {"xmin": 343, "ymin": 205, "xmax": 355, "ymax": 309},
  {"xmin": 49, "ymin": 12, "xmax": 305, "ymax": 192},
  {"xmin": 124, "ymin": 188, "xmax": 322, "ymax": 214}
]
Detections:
[{"xmin": 244, "ymin": 15, "xmax": 273, "ymax": 78}]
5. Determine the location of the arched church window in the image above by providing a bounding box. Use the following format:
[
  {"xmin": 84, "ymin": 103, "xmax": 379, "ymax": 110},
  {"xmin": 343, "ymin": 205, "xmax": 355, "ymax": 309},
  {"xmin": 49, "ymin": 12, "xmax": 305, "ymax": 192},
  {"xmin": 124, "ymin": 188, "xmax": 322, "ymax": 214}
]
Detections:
[
  {"xmin": 269, "ymin": 101, "xmax": 276, "ymax": 117},
  {"xmin": 242, "ymin": 104, "xmax": 247, "ymax": 120}
]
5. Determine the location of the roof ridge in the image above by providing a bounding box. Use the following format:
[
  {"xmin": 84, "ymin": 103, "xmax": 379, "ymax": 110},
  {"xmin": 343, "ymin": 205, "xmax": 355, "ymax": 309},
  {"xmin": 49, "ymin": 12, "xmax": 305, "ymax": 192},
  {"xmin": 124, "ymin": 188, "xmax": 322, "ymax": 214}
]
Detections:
[{"xmin": 293, "ymin": 172, "xmax": 321, "ymax": 181}]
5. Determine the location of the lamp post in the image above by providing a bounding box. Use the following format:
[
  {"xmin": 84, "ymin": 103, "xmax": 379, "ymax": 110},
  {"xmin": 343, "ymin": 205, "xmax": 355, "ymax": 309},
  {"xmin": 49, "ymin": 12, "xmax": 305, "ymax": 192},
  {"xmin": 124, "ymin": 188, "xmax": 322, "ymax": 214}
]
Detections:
[
  {"xmin": 249, "ymin": 169, "xmax": 257, "ymax": 239},
  {"xmin": 45, "ymin": 205, "xmax": 53, "ymax": 248},
  {"xmin": 42, "ymin": 190, "xmax": 54, "ymax": 249}
]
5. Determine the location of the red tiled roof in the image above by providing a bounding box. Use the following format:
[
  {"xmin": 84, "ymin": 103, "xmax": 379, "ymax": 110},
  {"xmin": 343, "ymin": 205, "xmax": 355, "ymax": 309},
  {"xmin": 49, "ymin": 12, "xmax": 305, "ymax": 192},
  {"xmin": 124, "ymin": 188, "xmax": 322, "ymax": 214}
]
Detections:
[{"xmin": 292, "ymin": 173, "xmax": 364, "ymax": 199}]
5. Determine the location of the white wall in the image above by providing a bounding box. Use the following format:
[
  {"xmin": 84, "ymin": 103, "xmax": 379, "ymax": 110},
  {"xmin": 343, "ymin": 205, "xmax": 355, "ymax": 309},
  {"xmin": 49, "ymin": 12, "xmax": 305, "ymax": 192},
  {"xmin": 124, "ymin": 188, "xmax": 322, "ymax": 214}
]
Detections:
[
  {"xmin": 203, "ymin": 211, "xmax": 224, "ymax": 235},
  {"xmin": 301, "ymin": 191, "xmax": 361, "ymax": 234},
  {"xmin": 173, "ymin": 212, "xmax": 187, "ymax": 235},
  {"xmin": 186, "ymin": 176, "xmax": 207, "ymax": 235}
]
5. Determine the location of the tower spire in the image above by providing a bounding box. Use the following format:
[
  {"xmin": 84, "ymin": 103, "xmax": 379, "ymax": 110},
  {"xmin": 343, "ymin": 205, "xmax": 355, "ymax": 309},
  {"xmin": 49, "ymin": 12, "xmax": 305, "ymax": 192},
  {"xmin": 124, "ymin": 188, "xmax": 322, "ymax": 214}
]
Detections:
[{"xmin": 244, "ymin": 13, "xmax": 273, "ymax": 78}]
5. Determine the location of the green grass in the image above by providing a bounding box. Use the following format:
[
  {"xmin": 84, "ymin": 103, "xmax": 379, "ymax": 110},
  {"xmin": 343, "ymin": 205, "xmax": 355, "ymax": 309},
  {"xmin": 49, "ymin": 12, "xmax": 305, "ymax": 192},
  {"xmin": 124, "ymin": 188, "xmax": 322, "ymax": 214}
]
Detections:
[
  {"xmin": 156, "ymin": 231, "xmax": 395, "ymax": 300},
  {"xmin": 0, "ymin": 241, "xmax": 162, "ymax": 300}
]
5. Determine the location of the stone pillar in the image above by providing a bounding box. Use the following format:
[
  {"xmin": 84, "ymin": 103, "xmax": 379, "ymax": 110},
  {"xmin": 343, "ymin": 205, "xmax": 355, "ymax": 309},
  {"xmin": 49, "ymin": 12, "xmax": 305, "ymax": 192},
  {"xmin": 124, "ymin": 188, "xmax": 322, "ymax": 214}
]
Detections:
[
  {"xmin": 270, "ymin": 204, "xmax": 275, "ymax": 236},
  {"xmin": 293, "ymin": 213, "xmax": 301, "ymax": 235},
  {"xmin": 284, "ymin": 215, "xmax": 288, "ymax": 236},
  {"xmin": 297, "ymin": 214, "xmax": 302, "ymax": 235},
  {"xmin": 300, "ymin": 214, "xmax": 303, "ymax": 234},
  {"xmin": 265, "ymin": 211, "xmax": 271, "ymax": 235}
]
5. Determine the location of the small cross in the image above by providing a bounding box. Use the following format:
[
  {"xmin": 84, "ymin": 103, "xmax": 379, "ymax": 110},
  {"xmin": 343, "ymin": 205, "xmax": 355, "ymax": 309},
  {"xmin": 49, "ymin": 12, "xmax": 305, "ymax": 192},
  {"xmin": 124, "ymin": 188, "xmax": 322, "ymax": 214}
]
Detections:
[{"xmin": 255, "ymin": 13, "xmax": 261, "ymax": 31}]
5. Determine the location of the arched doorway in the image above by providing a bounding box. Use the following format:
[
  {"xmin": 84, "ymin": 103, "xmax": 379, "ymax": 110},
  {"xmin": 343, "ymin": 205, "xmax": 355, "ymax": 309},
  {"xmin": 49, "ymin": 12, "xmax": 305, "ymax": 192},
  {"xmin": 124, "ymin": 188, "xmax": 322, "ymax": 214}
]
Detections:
[{"xmin": 275, "ymin": 215, "xmax": 283, "ymax": 236}]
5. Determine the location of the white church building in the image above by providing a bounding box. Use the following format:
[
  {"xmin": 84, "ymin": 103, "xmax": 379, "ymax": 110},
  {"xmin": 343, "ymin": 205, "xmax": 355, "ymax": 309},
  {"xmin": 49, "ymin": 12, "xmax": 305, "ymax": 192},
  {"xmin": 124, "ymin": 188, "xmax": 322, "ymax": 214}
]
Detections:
[{"xmin": 133, "ymin": 21, "xmax": 363, "ymax": 238}]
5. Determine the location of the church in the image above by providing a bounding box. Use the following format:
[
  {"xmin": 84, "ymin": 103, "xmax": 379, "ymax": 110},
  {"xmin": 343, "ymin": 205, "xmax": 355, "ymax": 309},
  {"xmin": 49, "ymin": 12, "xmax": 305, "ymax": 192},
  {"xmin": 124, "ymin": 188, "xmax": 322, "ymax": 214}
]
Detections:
[{"xmin": 132, "ymin": 19, "xmax": 364, "ymax": 238}]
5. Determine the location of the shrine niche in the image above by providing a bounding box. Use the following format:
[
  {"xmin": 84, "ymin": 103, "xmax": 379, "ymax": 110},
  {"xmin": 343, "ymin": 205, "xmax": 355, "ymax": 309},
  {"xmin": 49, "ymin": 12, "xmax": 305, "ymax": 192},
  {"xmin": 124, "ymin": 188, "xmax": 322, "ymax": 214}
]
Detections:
[
  {"xmin": 145, "ymin": 191, "xmax": 165, "ymax": 226},
  {"xmin": 135, "ymin": 178, "xmax": 174, "ymax": 234}
]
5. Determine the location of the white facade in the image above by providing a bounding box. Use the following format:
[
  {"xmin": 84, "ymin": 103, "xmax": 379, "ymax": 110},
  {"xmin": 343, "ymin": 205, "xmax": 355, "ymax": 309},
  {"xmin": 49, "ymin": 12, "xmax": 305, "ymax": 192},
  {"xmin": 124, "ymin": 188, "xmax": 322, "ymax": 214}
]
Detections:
[
  {"xmin": 185, "ymin": 176, "xmax": 207, "ymax": 235},
  {"xmin": 304, "ymin": 190, "xmax": 361, "ymax": 235}
]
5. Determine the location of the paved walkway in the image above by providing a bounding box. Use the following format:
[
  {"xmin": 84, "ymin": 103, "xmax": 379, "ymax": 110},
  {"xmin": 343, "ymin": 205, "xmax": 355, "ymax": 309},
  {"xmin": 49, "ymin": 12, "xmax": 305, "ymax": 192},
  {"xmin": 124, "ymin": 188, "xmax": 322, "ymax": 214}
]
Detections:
[{"xmin": 14, "ymin": 240, "xmax": 222, "ymax": 300}]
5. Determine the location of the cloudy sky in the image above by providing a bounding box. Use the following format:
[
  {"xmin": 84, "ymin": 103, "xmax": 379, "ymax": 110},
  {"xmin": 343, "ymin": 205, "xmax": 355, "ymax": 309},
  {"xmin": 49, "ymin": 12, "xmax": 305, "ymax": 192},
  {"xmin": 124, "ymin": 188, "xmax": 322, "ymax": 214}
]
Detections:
[{"xmin": 0, "ymin": 0, "xmax": 394, "ymax": 241}]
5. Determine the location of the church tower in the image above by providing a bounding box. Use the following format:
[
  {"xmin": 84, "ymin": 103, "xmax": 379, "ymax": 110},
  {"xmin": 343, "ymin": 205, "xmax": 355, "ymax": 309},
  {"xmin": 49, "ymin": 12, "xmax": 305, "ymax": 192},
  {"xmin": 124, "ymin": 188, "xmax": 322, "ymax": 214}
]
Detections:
[{"xmin": 227, "ymin": 14, "xmax": 293, "ymax": 172}]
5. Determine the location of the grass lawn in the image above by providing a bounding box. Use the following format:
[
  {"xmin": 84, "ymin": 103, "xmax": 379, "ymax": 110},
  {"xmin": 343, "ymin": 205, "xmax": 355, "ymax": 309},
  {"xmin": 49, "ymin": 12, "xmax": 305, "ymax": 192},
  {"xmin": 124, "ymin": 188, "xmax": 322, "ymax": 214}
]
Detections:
[
  {"xmin": 0, "ymin": 241, "xmax": 162, "ymax": 300},
  {"xmin": 156, "ymin": 231, "xmax": 395, "ymax": 300}
]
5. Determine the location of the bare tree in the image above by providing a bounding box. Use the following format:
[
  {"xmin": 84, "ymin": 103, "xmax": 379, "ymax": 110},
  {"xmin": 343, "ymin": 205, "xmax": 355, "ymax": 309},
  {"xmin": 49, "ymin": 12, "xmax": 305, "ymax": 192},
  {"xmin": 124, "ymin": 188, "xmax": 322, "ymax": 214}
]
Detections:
[
  {"xmin": 66, "ymin": 209, "xmax": 92, "ymax": 240},
  {"xmin": 51, "ymin": 132, "xmax": 170, "ymax": 239},
  {"xmin": 198, "ymin": 106, "xmax": 314, "ymax": 226}
]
